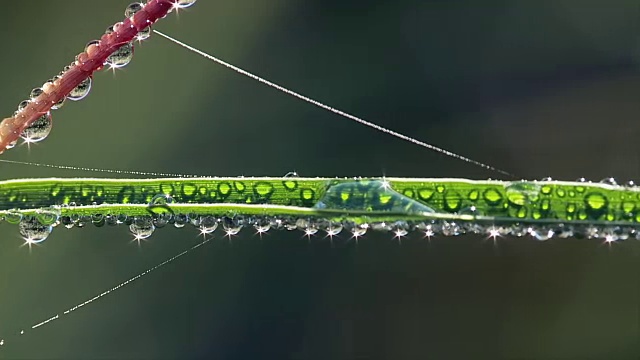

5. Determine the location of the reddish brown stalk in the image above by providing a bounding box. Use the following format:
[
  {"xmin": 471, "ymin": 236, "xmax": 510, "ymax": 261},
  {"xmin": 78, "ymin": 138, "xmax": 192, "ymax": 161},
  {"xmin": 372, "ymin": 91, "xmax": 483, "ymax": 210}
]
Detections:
[{"xmin": 0, "ymin": 0, "xmax": 178, "ymax": 154}]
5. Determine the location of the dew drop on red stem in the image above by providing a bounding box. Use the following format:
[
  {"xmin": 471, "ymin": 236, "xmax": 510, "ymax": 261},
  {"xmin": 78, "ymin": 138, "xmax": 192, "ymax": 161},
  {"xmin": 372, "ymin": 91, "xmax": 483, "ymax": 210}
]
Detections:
[
  {"xmin": 20, "ymin": 112, "xmax": 52, "ymax": 143},
  {"xmin": 106, "ymin": 42, "xmax": 134, "ymax": 68},
  {"xmin": 176, "ymin": 0, "xmax": 197, "ymax": 9},
  {"xmin": 68, "ymin": 77, "xmax": 92, "ymax": 101}
]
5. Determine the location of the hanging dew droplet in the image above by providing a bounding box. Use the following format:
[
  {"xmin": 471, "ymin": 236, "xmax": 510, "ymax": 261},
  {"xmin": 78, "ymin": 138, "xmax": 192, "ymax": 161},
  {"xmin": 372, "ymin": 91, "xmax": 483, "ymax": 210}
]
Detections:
[
  {"xmin": 253, "ymin": 217, "xmax": 271, "ymax": 234},
  {"xmin": 175, "ymin": 0, "xmax": 197, "ymax": 9},
  {"xmin": 19, "ymin": 216, "xmax": 53, "ymax": 244},
  {"xmin": 130, "ymin": 216, "xmax": 155, "ymax": 239},
  {"xmin": 352, "ymin": 225, "xmax": 367, "ymax": 238},
  {"xmin": 153, "ymin": 213, "xmax": 172, "ymax": 228},
  {"xmin": 92, "ymin": 213, "xmax": 106, "ymax": 227},
  {"xmin": 106, "ymin": 42, "xmax": 134, "ymax": 68},
  {"xmin": 5, "ymin": 139, "xmax": 18, "ymax": 150},
  {"xmin": 173, "ymin": 213, "xmax": 188, "ymax": 228},
  {"xmin": 51, "ymin": 96, "xmax": 65, "ymax": 110},
  {"xmin": 529, "ymin": 226, "xmax": 554, "ymax": 241},
  {"xmin": 124, "ymin": 2, "xmax": 144, "ymax": 18},
  {"xmin": 198, "ymin": 216, "xmax": 218, "ymax": 234},
  {"xmin": 136, "ymin": 26, "xmax": 151, "ymax": 42},
  {"xmin": 222, "ymin": 216, "xmax": 244, "ymax": 236},
  {"xmin": 20, "ymin": 112, "xmax": 52, "ymax": 143},
  {"xmin": 68, "ymin": 77, "xmax": 91, "ymax": 101}
]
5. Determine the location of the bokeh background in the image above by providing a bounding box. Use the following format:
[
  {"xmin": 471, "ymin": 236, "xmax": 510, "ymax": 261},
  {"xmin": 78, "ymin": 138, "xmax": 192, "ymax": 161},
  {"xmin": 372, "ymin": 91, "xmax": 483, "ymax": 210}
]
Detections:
[{"xmin": 0, "ymin": 0, "xmax": 638, "ymax": 359}]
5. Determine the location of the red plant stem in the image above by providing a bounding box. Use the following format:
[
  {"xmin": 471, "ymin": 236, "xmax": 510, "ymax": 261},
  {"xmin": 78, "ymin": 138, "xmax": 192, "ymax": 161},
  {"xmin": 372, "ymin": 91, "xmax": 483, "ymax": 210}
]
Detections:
[{"xmin": 0, "ymin": 0, "xmax": 177, "ymax": 154}]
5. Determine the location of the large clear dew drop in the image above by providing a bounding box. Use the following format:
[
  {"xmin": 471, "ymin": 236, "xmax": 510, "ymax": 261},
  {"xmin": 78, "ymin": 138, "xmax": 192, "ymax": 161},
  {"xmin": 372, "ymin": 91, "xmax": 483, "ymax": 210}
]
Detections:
[
  {"xmin": 124, "ymin": 2, "xmax": 144, "ymax": 18},
  {"xmin": 106, "ymin": 42, "xmax": 134, "ymax": 69},
  {"xmin": 20, "ymin": 112, "xmax": 52, "ymax": 143},
  {"xmin": 176, "ymin": 0, "xmax": 197, "ymax": 9},
  {"xmin": 29, "ymin": 87, "xmax": 44, "ymax": 101},
  {"xmin": 19, "ymin": 216, "xmax": 53, "ymax": 244},
  {"xmin": 68, "ymin": 77, "xmax": 92, "ymax": 101},
  {"xmin": 129, "ymin": 216, "xmax": 155, "ymax": 239}
]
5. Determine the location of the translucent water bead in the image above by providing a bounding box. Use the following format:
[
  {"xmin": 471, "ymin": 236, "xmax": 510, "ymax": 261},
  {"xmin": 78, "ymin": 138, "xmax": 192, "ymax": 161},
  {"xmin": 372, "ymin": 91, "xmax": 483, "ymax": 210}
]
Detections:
[
  {"xmin": 106, "ymin": 42, "xmax": 134, "ymax": 69},
  {"xmin": 19, "ymin": 216, "xmax": 53, "ymax": 244},
  {"xmin": 176, "ymin": 0, "xmax": 197, "ymax": 9},
  {"xmin": 15, "ymin": 100, "xmax": 29, "ymax": 114},
  {"xmin": 68, "ymin": 77, "xmax": 92, "ymax": 101},
  {"xmin": 20, "ymin": 112, "xmax": 52, "ymax": 143},
  {"xmin": 124, "ymin": 2, "xmax": 144, "ymax": 18},
  {"xmin": 129, "ymin": 216, "xmax": 155, "ymax": 240},
  {"xmin": 43, "ymin": 80, "xmax": 66, "ymax": 109}
]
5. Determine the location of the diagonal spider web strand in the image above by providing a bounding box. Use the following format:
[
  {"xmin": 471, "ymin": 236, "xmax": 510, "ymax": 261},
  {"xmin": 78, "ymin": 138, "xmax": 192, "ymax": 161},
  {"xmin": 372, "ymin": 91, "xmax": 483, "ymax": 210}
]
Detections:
[
  {"xmin": 0, "ymin": 238, "xmax": 211, "ymax": 346},
  {"xmin": 153, "ymin": 30, "xmax": 516, "ymax": 179}
]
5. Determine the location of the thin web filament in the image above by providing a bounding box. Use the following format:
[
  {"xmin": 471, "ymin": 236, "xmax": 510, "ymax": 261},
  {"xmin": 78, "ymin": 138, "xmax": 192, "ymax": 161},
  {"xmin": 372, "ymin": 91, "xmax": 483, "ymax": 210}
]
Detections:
[{"xmin": 153, "ymin": 30, "xmax": 516, "ymax": 179}]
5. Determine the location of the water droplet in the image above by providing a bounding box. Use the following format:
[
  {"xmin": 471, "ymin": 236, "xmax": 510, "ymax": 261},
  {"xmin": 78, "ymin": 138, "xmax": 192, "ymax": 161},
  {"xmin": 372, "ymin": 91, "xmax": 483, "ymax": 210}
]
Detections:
[
  {"xmin": 68, "ymin": 77, "xmax": 91, "ymax": 101},
  {"xmin": 60, "ymin": 64, "xmax": 72, "ymax": 76},
  {"xmin": 175, "ymin": 0, "xmax": 197, "ymax": 8},
  {"xmin": 136, "ymin": 26, "xmax": 151, "ymax": 41},
  {"xmin": 529, "ymin": 226, "xmax": 553, "ymax": 241},
  {"xmin": 35, "ymin": 208, "xmax": 60, "ymax": 225},
  {"xmin": 124, "ymin": 2, "xmax": 144, "ymax": 18},
  {"xmin": 106, "ymin": 42, "xmax": 134, "ymax": 68},
  {"xmin": 16, "ymin": 100, "xmax": 30, "ymax": 113},
  {"xmin": 29, "ymin": 87, "xmax": 44, "ymax": 101},
  {"xmin": 554, "ymin": 224, "xmax": 574, "ymax": 238},
  {"xmin": 5, "ymin": 209, "xmax": 23, "ymax": 224},
  {"xmin": 5, "ymin": 139, "xmax": 17, "ymax": 150},
  {"xmin": 198, "ymin": 216, "xmax": 218, "ymax": 234},
  {"xmin": 505, "ymin": 182, "xmax": 541, "ymax": 206},
  {"xmin": 283, "ymin": 171, "xmax": 299, "ymax": 178},
  {"xmin": 323, "ymin": 222, "xmax": 343, "ymax": 236},
  {"xmin": 599, "ymin": 177, "xmax": 618, "ymax": 186},
  {"xmin": 91, "ymin": 213, "xmax": 105, "ymax": 227},
  {"xmin": 222, "ymin": 216, "xmax": 244, "ymax": 236},
  {"xmin": 351, "ymin": 224, "xmax": 368, "ymax": 238},
  {"xmin": 297, "ymin": 219, "xmax": 319, "ymax": 236},
  {"xmin": 20, "ymin": 112, "xmax": 52, "ymax": 143},
  {"xmin": 391, "ymin": 221, "xmax": 409, "ymax": 238},
  {"xmin": 106, "ymin": 215, "xmax": 118, "ymax": 226},
  {"xmin": 173, "ymin": 213, "xmax": 188, "ymax": 228},
  {"xmin": 371, "ymin": 222, "xmax": 392, "ymax": 231},
  {"xmin": 129, "ymin": 216, "xmax": 155, "ymax": 239},
  {"xmin": 19, "ymin": 216, "xmax": 53, "ymax": 244},
  {"xmin": 44, "ymin": 81, "xmax": 66, "ymax": 109},
  {"xmin": 508, "ymin": 224, "xmax": 527, "ymax": 237},
  {"xmin": 441, "ymin": 221, "xmax": 462, "ymax": 236},
  {"xmin": 61, "ymin": 216, "xmax": 74, "ymax": 229},
  {"xmin": 153, "ymin": 213, "xmax": 172, "ymax": 228},
  {"xmin": 284, "ymin": 222, "xmax": 297, "ymax": 231},
  {"xmin": 85, "ymin": 40, "xmax": 99, "ymax": 50},
  {"xmin": 253, "ymin": 217, "xmax": 271, "ymax": 234}
]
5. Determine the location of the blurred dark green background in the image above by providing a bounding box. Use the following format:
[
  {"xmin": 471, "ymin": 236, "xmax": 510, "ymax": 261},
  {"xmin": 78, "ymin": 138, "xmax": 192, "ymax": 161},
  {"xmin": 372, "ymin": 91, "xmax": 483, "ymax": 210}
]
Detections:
[{"xmin": 0, "ymin": 1, "xmax": 639, "ymax": 359}]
